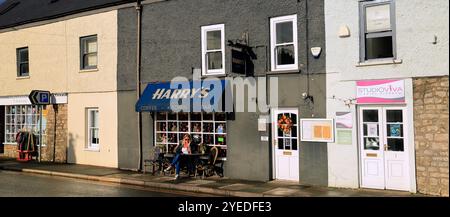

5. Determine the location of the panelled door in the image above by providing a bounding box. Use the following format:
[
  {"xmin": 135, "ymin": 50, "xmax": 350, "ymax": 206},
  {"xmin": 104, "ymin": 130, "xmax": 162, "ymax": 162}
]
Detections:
[
  {"xmin": 359, "ymin": 106, "xmax": 410, "ymax": 191},
  {"xmin": 272, "ymin": 108, "xmax": 299, "ymax": 181}
]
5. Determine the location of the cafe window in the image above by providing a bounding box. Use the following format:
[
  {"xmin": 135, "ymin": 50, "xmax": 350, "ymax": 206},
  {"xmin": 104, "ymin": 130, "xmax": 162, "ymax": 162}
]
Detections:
[
  {"xmin": 4, "ymin": 105, "xmax": 46, "ymax": 145},
  {"xmin": 155, "ymin": 112, "xmax": 227, "ymax": 158},
  {"xmin": 16, "ymin": 47, "xmax": 29, "ymax": 77},
  {"xmin": 270, "ymin": 14, "xmax": 298, "ymax": 71},
  {"xmin": 360, "ymin": 0, "xmax": 396, "ymax": 61},
  {"xmin": 201, "ymin": 24, "xmax": 225, "ymax": 75},
  {"xmin": 80, "ymin": 35, "xmax": 98, "ymax": 70},
  {"xmin": 86, "ymin": 108, "xmax": 99, "ymax": 150}
]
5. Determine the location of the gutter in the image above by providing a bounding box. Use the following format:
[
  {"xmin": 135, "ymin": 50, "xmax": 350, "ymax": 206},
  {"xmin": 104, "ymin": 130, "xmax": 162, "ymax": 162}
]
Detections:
[
  {"xmin": 136, "ymin": 0, "xmax": 143, "ymax": 171},
  {"xmin": 0, "ymin": 0, "xmax": 136, "ymax": 30}
]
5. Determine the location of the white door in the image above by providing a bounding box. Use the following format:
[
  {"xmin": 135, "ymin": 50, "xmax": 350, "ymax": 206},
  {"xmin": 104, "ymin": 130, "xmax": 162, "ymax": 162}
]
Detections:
[
  {"xmin": 272, "ymin": 108, "xmax": 299, "ymax": 181},
  {"xmin": 359, "ymin": 106, "xmax": 410, "ymax": 191}
]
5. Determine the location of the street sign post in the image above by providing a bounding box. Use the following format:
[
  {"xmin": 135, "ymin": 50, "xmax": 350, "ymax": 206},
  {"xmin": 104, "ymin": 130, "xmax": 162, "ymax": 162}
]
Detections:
[{"xmin": 28, "ymin": 90, "xmax": 52, "ymax": 162}]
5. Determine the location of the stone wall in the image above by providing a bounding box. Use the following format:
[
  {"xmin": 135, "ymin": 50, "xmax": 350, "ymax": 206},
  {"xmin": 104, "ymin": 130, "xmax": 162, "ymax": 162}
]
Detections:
[
  {"xmin": 1, "ymin": 104, "xmax": 67, "ymax": 162},
  {"xmin": 414, "ymin": 76, "xmax": 449, "ymax": 196},
  {"xmin": 41, "ymin": 104, "xmax": 68, "ymax": 163}
]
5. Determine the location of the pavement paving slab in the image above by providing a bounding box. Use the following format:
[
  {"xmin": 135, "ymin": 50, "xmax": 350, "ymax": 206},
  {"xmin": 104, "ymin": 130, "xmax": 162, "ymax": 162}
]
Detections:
[{"xmin": 0, "ymin": 157, "xmax": 429, "ymax": 197}]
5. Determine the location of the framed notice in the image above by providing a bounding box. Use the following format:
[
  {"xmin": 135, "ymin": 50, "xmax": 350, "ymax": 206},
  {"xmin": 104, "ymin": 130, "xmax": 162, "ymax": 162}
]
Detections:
[{"xmin": 300, "ymin": 119, "xmax": 335, "ymax": 143}]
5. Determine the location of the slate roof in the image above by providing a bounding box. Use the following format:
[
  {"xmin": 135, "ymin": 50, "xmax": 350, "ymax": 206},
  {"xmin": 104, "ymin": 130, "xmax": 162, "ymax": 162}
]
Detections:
[{"xmin": 0, "ymin": 0, "xmax": 135, "ymax": 30}]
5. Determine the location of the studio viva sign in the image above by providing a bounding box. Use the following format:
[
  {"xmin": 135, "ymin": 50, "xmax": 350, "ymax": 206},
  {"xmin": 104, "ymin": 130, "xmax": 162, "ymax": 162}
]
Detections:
[{"xmin": 356, "ymin": 79, "xmax": 405, "ymax": 104}]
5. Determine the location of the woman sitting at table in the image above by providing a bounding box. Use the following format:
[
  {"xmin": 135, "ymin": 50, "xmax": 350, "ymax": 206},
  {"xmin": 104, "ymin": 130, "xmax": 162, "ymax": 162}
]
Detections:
[{"xmin": 165, "ymin": 134, "xmax": 191, "ymax": 179}]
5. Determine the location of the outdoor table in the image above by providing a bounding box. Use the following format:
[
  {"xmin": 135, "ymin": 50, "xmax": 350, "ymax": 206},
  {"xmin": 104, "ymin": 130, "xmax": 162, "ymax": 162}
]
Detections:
[{"xmin": 163, "ymin": 153, "xmax": 206, "ymax": 176}]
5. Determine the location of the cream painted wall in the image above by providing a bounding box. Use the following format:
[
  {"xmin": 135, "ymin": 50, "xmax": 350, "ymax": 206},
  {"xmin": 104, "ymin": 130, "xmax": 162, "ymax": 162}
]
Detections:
[
  {"xmin": 0, "ymin": 11, "xmax": 120, "ymax": 168},
  {"xmin": 325, "ymin": 0, "xmax": 448, "ymax": 192},
  {"xmin": 66, "ymin": 11, "xmax": 118, "ymax": 93},
  {"xmin": 67, "ymin": 92, "xmax": 118, "ymax": 168},
  {"xmin": 0, "ymin": 22, "xmax": 68, "ymax": 95},
  {"xmin": 0, "ymin": 10, "xmax": 118, "ymax": 96}
]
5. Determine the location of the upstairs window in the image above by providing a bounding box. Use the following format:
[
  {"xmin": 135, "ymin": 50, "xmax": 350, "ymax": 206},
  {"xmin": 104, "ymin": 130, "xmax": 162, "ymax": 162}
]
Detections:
[
  {"xmin": 270, "ymin": 15, "xmax": 298, "ymax": 71},
  {"xmin": 360, "ymin": 0, "xmax": 396, "ymax": 61},
  {"xmin": 80, "ymin": 35, "xmax": 98, "ymax": 70},
  {"xmin": 16, "ymin": 47, "xmax": 29, "ymax": 77},
  {"xmin": 201, "ymin": 24, "xmax": 225, "ymax": 75}
]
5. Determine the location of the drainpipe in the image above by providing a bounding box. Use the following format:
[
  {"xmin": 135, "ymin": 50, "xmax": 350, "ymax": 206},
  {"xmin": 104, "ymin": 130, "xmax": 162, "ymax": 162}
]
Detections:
[{"xmin": 136, "ymin": 0, "xmax": 143, "ymax": 171}]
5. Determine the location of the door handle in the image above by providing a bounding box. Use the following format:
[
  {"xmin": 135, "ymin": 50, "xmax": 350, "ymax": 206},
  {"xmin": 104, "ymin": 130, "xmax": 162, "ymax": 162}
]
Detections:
[{"xmin": 384, "ymin": 144, "xmax": 388, "ymax": 151}]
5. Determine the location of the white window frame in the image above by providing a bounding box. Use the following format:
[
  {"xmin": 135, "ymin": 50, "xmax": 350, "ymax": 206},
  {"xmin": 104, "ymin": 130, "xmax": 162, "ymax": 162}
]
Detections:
[
  {"xmin": 86, "ymin": 108, "xmax": 99, "ymax": 151},
  {"xmin": 154, "ymin": 112, "xmax": 227, "ymax": 160},
  {"xmin": 201, "ymin": 24, "xmax": 226, "ymax": 76},
  {"xmin": 270, "ymin": 14, "xmax": 298, "ymax": 72},
  {"xmin": 359, "ymin": 0, "xmax": 396, "ymax": 62},
  {"xmin": 4, "ymin": 105, "xmax": 46, "ymax": 146}
]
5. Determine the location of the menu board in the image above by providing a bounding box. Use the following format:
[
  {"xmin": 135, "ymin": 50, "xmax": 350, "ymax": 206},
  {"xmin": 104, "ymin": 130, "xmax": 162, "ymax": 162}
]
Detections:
[{"xmin": 300, "ymin": 119, "xmax": 335, "ymax": 142}]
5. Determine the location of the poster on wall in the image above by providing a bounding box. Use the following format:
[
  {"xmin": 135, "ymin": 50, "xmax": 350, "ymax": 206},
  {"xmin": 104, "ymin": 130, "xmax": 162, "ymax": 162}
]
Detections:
[
  {"xmin": 300, "ymin": 119, "xmax": 335, "ymax": 142},
  {"xmin": 356, "ymin": 79, "xmax": 405, "ymax": 104},
  {"xmin": 335, "ymin": 112, "xmax": 353, "ymax": 145},
  {"xmin": 336, "ymin": 112, "xmax": 353, "ymax": 129},
  {"xmin": 337, "ymin": 130, "xmax": 352, "ymax": 145}
]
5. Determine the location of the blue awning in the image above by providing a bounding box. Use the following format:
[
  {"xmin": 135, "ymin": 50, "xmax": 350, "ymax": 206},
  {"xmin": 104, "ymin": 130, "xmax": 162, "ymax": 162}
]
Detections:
[{"xmin": 136, "ymin": 79, "xmax": 231, "ymax": 112}]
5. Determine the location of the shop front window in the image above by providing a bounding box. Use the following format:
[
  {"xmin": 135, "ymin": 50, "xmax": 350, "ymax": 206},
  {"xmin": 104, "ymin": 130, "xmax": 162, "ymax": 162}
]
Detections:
[
  {"xmin": 155, "ymin": 112, "xmax": 227, "ymax": 158},
  {"xmin": 4, "ymin": 105, "xmax": 46, "ymax": 145}
]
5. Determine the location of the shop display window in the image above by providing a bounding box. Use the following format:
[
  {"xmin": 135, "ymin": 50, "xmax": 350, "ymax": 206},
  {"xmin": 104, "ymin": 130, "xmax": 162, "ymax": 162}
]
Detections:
[
  {"xmin": 4, "ymin": 105, "xmax": 46, "ymax": 145},
  {"xmin": 155, "ymin": 112, "xmax": 227, "ymax": 157}
]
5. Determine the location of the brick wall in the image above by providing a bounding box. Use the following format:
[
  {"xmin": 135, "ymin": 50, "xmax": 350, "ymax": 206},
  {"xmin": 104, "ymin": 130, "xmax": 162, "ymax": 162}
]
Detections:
[{"xmin": 414, "ymin": 76, "xmax": 449, "ymax": 197}]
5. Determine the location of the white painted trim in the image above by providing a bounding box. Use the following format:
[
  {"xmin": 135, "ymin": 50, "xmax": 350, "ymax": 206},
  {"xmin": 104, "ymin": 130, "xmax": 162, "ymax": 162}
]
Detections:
[
  {"xmin": 271, "ymin": 108, "xmax": 300, "ymax": 181},
  {"xmin": 270, "ymin": 14, "xmax": 298, "ymax": 72},
  {"xmin": 201, "ymin": 24, "xmax": 226, "ymax": 76},
  {"xmin": 405, "ymin": 78, "xmax": 417, "ymax": 193},
  {"xmin": 86, "ymin": 108, "xmax": 100, "ymax": 150},
  {"xmin": 357, "ymin": 103, "xmax": 415, "ymax": 192},
  {"xmin": 0, "ymin": 94, "xmax": 68, "ymax": 106}
]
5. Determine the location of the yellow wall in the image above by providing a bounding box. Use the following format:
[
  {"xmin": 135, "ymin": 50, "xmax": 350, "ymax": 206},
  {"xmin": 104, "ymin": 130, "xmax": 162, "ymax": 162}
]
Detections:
[
  {"xmin": 67, "ymin": 92, "xmax": 118, "ymax": 168},
  {"xmin": 0, "ymin": 11, "xmax": 120, "ymax": 167},
  {"xmin": 0, "ymin": 10, "xmax": 118, "ymax": 95}
]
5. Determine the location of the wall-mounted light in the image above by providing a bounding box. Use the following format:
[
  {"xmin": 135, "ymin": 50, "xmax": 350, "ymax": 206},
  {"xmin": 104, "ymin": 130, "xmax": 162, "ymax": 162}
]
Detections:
[
  {"xmin": 338, "ymin": 25, "xmax": 351, "ymax": 38},
  {"xmin": 311, "ymin": 47, "xmax": 322, "ymax": 58}
]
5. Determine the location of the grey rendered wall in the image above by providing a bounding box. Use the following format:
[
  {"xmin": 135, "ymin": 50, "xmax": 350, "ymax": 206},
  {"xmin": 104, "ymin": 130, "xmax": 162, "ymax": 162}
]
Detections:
[
  {"xmin": 117, "ymin": 0, "xmax": 327, "ymax": 184},
  {"xmin": 117, "ymin": 7, "xmax": 139, "ymax": 169}
]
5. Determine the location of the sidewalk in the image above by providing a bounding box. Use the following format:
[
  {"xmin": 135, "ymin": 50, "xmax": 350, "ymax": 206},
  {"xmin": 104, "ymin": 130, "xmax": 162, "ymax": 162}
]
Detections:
[{"xmin": 0, "ymin": 158, "xmax": 425, "ymax": 197}]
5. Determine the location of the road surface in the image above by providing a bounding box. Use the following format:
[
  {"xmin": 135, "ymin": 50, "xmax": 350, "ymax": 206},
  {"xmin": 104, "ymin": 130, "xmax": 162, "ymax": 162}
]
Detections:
[{"xmin": 0, "ymin": 170, "xmax": 213, "ymax": 197}]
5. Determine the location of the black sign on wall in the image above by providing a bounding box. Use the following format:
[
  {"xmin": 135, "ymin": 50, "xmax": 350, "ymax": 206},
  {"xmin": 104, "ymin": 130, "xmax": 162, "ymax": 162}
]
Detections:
[
  {"xmin": 229, "ymin": 41, "xmax": 255, "ymax": 76},
  {"xmin": 232, "ymin": 48, "xmax": 246, "ymax": 74}
]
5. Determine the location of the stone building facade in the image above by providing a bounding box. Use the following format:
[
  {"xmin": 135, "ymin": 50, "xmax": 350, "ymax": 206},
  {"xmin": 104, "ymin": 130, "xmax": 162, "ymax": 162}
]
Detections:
[
  {"xmin": 414, "ymin": 76, "xmax": 449, "ymax": 196},
  {"xmin": 1, "ymin": 104, "xmax": 68, "ymax": 163}
]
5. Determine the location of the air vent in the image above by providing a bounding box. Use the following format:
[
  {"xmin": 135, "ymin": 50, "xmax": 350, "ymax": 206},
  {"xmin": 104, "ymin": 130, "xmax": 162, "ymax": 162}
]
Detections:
[
  {"xmin": 0, "ymin": 2, "xmax": 20, "ymax": 16},
  {"xmin": 50, "ymin": 0, "xmax": 59, "ymax": 3}
]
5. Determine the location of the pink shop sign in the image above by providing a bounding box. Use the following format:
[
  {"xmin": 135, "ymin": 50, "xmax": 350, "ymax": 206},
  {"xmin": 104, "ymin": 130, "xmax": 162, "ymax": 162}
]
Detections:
[{"xmin": 356, "ymin": 79, "xmax": 405, "ymax": 104}]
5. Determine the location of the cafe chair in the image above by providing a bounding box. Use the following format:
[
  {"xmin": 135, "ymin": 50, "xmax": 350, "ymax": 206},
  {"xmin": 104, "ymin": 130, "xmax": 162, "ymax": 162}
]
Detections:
[
  {"xmin": 143, "ymin": 145, "xmax": 165, "ymax": 175},
  {"xmin": 196, "ymin": 146, "xmax": 224, "ymax": 179}
]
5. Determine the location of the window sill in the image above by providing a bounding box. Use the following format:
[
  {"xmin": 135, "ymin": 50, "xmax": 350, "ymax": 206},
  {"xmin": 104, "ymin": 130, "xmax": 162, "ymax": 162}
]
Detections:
[
  {"xmin": 84, "ymin": 148, "xmax": 100, "ymax": 152},
  {"xmin": 266, "ymin": 69, "xmax": 301, "ymax": 75},
  {"xmin": 16, "ymin": 76, "xmax": 30, "ymax": 80},
  {"xmin": 79, "ymin": 68, "xmax": 99, "ymax": 73},
  {"xmin": 201, "ymin": 73, "xmax": 227, "ymax": 79},
  {"xmin": 356, "ymin": 59, "xmax": 403, "ymax": 67}
]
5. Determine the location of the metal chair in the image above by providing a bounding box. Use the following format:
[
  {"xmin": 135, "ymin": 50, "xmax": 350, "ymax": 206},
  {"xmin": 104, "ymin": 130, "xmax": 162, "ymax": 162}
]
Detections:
[
  {"xmin": 196, "ymin": 146, "xmax": 223, "ymax": 178},
  {"xmin": 143, "ymin": 145, "xmax": 165, "ymax": 175}
]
